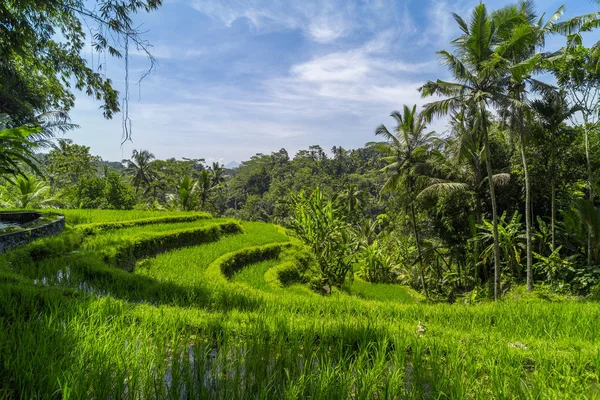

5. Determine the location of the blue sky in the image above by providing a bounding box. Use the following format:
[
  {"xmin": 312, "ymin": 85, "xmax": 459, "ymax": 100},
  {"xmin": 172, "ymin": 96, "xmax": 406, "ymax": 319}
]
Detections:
[{"xmin": 67, "ymin": 0, "xmax": 599, "ymax": 164}]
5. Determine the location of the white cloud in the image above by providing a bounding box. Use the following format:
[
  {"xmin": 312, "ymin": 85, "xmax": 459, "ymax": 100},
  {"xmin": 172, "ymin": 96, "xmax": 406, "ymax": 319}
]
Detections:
[
  {"xmin": 188, "ymin": 0, "xmax": 410, "ymax": 44},
  {"xmin": 68, "ymin": 0, "xmax": 459, "ymax": 162}
]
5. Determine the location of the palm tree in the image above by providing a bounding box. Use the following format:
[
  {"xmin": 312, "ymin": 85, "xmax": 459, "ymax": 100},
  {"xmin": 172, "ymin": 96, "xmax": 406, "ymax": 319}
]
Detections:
[
  {"xmin": 175, "ymin": 175, "xmax": 199, "ymax": 211},
  {"xmin": 209, "ymin": 162, "xmax": 226, "ymax": 187},
  {"xmin": 338, "ymin": 183, "xmax": 364, "ymax": 219},
  {"xmin": 374, "ymin": 104, "xmax": 437, "ymax": 298},
  {"xmin": 530, "ymin": 91, "xmax": 580, "ymax": 251},
  {"xmin": 123, "ymin": 149, "xmax": 157, "ymax": 194},
  {"xmin": 0, "ymin": 114, "xmax": 42, "ymax": 182},
  {"xmin": 419, "ymin": 4, "xmax": 524, "ymax": 299},
  {"xmin": 1, "ymin": 174, "xmax": 54, "ymax": 209},
  {"xmin": 31, "ymin": 110, "xmax": 79, "ymax": 149},
  {"xmin": 198, "ymin": 169, "xmax": 213, "ymax": 210},
  {"xmin": 498, "ymin": 1, "xmax": 564, "ymax": 292}
]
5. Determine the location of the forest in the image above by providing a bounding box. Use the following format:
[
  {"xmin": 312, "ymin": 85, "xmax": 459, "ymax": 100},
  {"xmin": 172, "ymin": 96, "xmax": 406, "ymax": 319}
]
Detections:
[{"xmin": 2, "ymin": 0, "xmax": 600, "ymax": 398}]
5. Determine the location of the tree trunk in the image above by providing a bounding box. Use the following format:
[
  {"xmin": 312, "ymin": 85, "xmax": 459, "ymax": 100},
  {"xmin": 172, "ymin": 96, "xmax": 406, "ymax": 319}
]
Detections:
[
  {"xmin": 551, "ymin": 180, "xmax": 555, "ymax": 252},
  {"xmin": 520, "ymin": 132, "xmax": 533, "ymax": 292},
  {"xmin": 481, "ymin": 103, "xmax": 502, "ymax": 300},
  {"xmin": 410, "ymin": 200, "xmax": 429, "ymax": 299},
  {"xmin": 584, "ymin": 120, "xmax": 594, "ymax": 265}
]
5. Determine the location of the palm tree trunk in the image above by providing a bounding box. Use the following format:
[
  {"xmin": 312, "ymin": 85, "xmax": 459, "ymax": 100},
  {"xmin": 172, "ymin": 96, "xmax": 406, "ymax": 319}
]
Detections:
[
  {"xmin": 550, "ymin": 136, "xmax": 555, "ymax": 252},
  {"xmin": 481, "ymin": 104, "xmax": 502, "ymax": 300},
  {"xmin": 410, "ymin": 200, "xmax": 429, "ymax": 299},
  {"xmin": 551, "ymin": 180, "xmax": 556, "ymax": 252},
  {"xmin": 584, "ymin": 119, "xmax": 594, "ymax": 265},
  {"xmin": 519, "ymin": 132, "xmax": 533, "ymax": 292}
]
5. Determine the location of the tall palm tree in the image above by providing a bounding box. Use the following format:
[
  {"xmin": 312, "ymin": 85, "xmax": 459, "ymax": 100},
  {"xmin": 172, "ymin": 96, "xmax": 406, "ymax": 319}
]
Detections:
[
  {"xmin": 123, "ymin": 149, "xmax": 157, "ymax": 194},
  {"xmin": 498, "ymin": 1, "xmax": 564, "ymax": 292},
  {"xmin": 419, "ymin": 4, "xmax": 524, "ymax": 299},
  {"xmin": 374, "ymin": 104, "xmax": 437, "ymax": 298},
  {"xmin": 530, "ymin": 91, "xmax": 580, "ymax": 251}
]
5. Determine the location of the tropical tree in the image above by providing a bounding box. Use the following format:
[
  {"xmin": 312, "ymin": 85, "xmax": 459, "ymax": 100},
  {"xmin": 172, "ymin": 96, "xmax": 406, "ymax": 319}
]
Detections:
[
  {"xmin": 174, "ymin": 175, "xmax": 199, "ymax": 211},
  {"xmin": 1, "ymin": 175, "xmax": 54, "ymax": 209},
  {"xmin": 498, "ymin": 1, "xmax": 564, "ymax": 292},
  {"xmin": 198, "ymin": 169, "xmax": 213, "ymax": 210},
  {"xmin": 209, "ymin": 162, "xmax": 226, "ymax": 187},
  {"xmin": 530, "ymin": 91, "xmax": 581, "ymax": 251},
  {"xmin": 419, "ymin": 4, "xmax": 524, "ymax": 299},
  {"xmin": 338, "ymin": 183, "xmax": 364, "ymax": 220},
  {"xmin": 0, "ymin": 115, "xmax": 42, "ymax": 183},
  {"xmin": 550, "ymin": 45, "xmax": 600, "ymax": 265},
  {"xmin": 374, "ymin": 104, "xmax": 437, "ymax": 298},
  {"xmin": 0, "ymin": 0, "xmax": 161, "ymax": 136},
  {"xmin": 123, "ymin": 149, "xmax": 158, "ymax": 194}
]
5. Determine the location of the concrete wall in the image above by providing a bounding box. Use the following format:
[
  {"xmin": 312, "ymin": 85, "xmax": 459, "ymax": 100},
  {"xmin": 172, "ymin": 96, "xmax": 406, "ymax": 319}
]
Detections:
[{"xmin": 0, "ymin": 214, "xmax": 65, "ymax": 254}]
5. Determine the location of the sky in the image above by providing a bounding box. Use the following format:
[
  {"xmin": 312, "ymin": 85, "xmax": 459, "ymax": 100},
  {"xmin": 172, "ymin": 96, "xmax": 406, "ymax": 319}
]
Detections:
[{"xmin": 67, "ymin": 0, "xmax": 599, "ymax": 164}]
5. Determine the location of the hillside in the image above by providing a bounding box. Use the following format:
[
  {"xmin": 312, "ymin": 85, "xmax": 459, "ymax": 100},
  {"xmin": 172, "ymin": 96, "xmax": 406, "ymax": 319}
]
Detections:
[{"xmin": 0, "ymin": 210, "xmax": 597, "ymax": 398}]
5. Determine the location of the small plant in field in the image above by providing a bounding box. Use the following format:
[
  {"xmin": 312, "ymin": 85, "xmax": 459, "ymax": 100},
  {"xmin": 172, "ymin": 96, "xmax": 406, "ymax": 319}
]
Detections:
[
  {"xmin": 533, "ymin": 246, "xmax": 574, "ymax": 290},
  {"xmin": 286, "ymin": 187, "xmax": 356, "ymax": 289},
  {"xmin": 358, "ymin": 240, "xmax": 397, "ymax": 283}
]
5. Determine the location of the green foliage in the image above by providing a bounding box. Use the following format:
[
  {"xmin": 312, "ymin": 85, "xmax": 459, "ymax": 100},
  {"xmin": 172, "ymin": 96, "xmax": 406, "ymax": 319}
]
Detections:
[
  {"xmin": 104, "ymin": 171, "xmax": 137, "ymax": 210},
  {"xmin": 47, "ymin": 140, "xmax": 101, "ymax": 190},
  {"xmin": 475, "ymin": 211, "xmax": 525, "ymax": 276},
  {"xmin": 533, "ymin": 246, "xmax": 574, "ymax": 290},
  {"xmin": 0, "ymin": 0, "xmax": 161, "ymax": 124},
  {"xmin": 0, "ymin": 116, "xmax": 42, "ymax": 182},
  {"xmin": 1, "ymin": 174, "xmax": 55, "ymax": 209},
  {"xmin": 76, "ymin": 177, "xmax": 108, "ymax": 209},
  {"xmin": 2, "ymin": 210, "xmax": 599, "ymax": 398},
  {"xmin": 287, "ymin": 187, "xmax": 356, "ymax": 288},
  {"xmin": 357, "ymin": 241, "xmax": 397, "ymax": 283}
]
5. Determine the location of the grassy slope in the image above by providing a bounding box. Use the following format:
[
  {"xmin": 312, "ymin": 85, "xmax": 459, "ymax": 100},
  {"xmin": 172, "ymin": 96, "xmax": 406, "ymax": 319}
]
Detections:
[{"xmin": 0, "ymin": 210, "xmax": 598, "ymax": 399}]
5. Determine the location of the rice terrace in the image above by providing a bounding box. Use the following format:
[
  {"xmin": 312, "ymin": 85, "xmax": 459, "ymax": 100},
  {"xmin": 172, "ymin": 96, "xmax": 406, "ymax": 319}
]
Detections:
[{"xmin": 3, "ymin": 0, "xmax": 600, "ymax": 398}]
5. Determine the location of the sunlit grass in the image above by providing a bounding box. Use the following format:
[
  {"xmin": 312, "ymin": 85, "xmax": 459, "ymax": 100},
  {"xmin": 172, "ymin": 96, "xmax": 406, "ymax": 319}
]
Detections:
[
  {"xmin": 0, "ymin": 210, "xmax": 599, "ymax": 398},
  {"xmin": 60, "ymin": 209, "xmax": 209, "ymax": 225}
]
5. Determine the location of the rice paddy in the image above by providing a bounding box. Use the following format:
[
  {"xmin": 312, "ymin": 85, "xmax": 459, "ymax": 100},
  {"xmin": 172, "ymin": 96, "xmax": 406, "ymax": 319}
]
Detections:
[{"xmin": 0, "ymin": 209, "xmax": 598, "ymax": 399}]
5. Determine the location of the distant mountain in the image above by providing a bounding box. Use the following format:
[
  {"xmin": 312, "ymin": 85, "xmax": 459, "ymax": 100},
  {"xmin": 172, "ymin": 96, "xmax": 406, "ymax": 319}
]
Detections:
[{"xmin": 225, "ymin": 161, "xmax": 240, "ymax": 169}]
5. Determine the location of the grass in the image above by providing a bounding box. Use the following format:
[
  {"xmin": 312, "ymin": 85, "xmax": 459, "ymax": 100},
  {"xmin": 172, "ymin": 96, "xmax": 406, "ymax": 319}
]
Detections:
[
  {"xmin": 0, "ymin": 210, "xmax": 599, "ymax": 399},
  {"xmin": 231, "ymin": 259, "xmax": 281, "ymax": 291},
  {"xmin": 345, "ymin": 278, "xmax": 423, "ymax": 303},
  {"xmin": 60, "ymin": 209, "xmax": 210, "ymax": 226}
]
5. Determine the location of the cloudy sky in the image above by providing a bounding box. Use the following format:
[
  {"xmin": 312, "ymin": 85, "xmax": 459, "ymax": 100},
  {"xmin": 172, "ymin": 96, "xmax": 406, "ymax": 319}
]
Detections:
[{"xmin": 67, "ymin": 0, "xmax": 598, "ymax": 164}]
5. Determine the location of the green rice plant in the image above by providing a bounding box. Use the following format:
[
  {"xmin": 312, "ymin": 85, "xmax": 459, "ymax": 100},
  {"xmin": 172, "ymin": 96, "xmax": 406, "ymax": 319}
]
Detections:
[
  {"xmin": 60, "ymin": 209, "xmax": 208, "ymax": 226},
  {"xmin": 77, "ymin": 213, "xmax": 211, "ymax": 234},
  {"xmin": 101, "ymin": 221, "xmax": 242, "ymax": 269},
  {"xmin": 1, "ymin": 209, "xmax": 600, "ymax": 398}
]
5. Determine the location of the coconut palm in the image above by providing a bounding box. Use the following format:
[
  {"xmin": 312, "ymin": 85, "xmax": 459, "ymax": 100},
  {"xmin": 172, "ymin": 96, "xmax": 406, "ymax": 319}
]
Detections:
[
  {"xmin": 374, "ymin": 104, "xmax": 437, "ymax": 298},
  {"xmin": 174, "ymin": 175, "xmax": 199, "ymax": 211},
  {"xmin": 419, "ymin": 4, "xmax": 526, "ymax": 299},
  {"xmin": 123, "ymin": 149, "xmax": 157, "ymax": 194},
  {"xmin": 209, "ymin": 162, "xmax": 226, "ymax": 187},
  {"xmin": 338, "ymin": 183, "xmax": 364, "ymax": 219},
  {"xmin": 198, "ymin": 169, "xmax": 213, "ymax": 210}
]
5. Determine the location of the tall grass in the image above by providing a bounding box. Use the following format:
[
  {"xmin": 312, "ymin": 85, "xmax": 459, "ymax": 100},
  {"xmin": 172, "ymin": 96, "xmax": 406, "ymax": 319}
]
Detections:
[{"xmin": 0, "ymin": 210, "xmax": 599, "ymax": 398}]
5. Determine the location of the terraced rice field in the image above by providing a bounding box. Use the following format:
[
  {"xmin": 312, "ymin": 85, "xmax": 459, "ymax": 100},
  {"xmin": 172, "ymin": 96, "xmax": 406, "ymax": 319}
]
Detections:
[{"xmin": 0, "ymin": 210, "xmax": 598, "ymax": 399}]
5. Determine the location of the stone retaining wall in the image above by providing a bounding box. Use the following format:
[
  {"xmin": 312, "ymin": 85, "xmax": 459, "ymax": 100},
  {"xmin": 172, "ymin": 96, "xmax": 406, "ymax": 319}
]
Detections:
[{"xmin": 0, "ymin": 214, "xmax": 65, "ymax": 253}]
